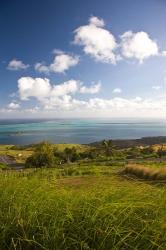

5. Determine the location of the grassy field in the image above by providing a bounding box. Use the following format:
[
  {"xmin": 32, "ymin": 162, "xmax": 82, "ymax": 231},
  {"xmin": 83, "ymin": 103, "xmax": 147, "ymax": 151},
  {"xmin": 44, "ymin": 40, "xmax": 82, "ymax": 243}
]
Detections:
[
  {"xmin": 0, "ymin": 164, "xmax": 166, "ymax": 250},
  {"xmin": 0, "ymin": 142, "xmax": 166, "ymax": 249}
]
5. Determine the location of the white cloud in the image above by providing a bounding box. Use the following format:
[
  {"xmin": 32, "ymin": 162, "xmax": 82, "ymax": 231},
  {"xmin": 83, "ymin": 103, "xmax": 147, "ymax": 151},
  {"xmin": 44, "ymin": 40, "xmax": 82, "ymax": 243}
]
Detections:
[
  {"xmin": 18, "ymin": 77, "xmax": 51, "ymax": 101},
  {"xmin": 8, "ymin": 102, "xmax": 20, "ymax": 109},
  {"xmin": 80, "ymin": 82, "xmax": 101, "ymax": 94},
  {"xmin": 17, "ymin": 77, "xmax": 102, "ymax": 111},
  {"xmin": 112, "ymin": 88, "xmax": 122, "ymax": 94},
  {"xmin": 51, "ymin": 80, "xmax": 79, "ymax": 97},
  {"xmin": 89, "ymin": 16, "xmax": 105, "ymax": 27},
  {"xmin": 16, "ymin": 76, "xmax": 166, "ymax": 117},
  {"xmin": 18, "ymin": 77, "xmax": 101, "ymax": 103},
  {"xmin": 7, "ymin": 59, "xmax": 29, "ymax": 70},
  {"xmin": 3, "ymin": 92, "xmax": 166, "ymax": 118},
  {"xmin": 42, "ymin": 95, "xmax": 166, "ymax": 118},
  {"xmin": 120, "ymin": 31, "xmax": 159, "ymax": 63},
  {"xmin": 34, "ymin": 63, "xmax": 49, "ymax": 74},
  {"xmin": 52, "ymin": 49, "xmax": 64, "ymax": 55},
  {"xmin": 74, "ymin": 16, "xmax": 118, "ymax": 64},
  {"xmin": 18, "ymin": 77, "xmax": 80, "ymax": 101},
  {"xmin": 152, "ymin": 85, "xmax": 161, "ymax": 90},
  {"xmin": 35, "ymin": 52, "xmax": 79, "ymax": 74},
  {"xmin": 50, "ymin": 53, "xmax": 79, "ymax": 73}
]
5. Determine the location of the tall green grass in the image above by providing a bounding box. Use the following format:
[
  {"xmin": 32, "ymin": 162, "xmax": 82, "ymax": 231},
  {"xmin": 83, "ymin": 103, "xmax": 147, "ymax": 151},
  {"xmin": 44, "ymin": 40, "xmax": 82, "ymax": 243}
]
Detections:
[
  {"xmin": 124, "ymin": 164, "xmax": 166, "ymax": 181},
  {"xmin": 0, "ymin": 167, "xmax": 166, "ymax": 249}
]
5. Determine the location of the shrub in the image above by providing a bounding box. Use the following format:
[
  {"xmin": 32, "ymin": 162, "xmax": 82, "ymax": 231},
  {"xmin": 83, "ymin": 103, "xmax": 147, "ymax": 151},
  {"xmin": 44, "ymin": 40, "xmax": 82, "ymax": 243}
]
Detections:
[
  {"xmin": 157, "ymin": 147, "xmax": 166, "ymax": 158},
  {"xmin": 140, "ymin": 146, "xmax": 154, "ymax": 155},
  {"xmin": 54, "ymin": 147, "xmax": 81, "ymax": 163},
  {"xmin": 25, "ymin": 141, "xmax": 55, "ymax": 168}
]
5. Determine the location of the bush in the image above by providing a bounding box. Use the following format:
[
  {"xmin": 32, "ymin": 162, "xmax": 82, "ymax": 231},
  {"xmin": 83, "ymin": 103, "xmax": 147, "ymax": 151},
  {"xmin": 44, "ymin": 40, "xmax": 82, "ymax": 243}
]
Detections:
[
  {"xmin": 25, "ymin": 142, "xmax": 55, "ymax": 168},
  {"xmin": 54, "ymin": 147, "xmax": 81, "ymax": 163},
  {"xmin": 140, "ymin": 146, "xmax": 154, "ymax": 155},
  {"xmin": 157, "ymin": 147, "xmax": 166, "ymax": 158}
]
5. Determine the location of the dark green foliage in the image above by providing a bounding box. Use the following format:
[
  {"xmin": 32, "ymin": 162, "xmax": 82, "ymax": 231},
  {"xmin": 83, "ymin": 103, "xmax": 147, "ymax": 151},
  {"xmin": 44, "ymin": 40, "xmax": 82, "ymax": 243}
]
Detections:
[
  {"xmin": 100, "ymin": 139, "xmax": 115, "ymax": 156},
  {"xmin": 157, "ymin": 146, "xmax": 166, "ymax": 158},
  {"xmin": 25, "ymin": 140, "xmax": 166, "ymax": 169},
  {"xmin": 126, "ymin": 146, "xmax": 141, "ymax": 159},
  {"xmin": 25, "ymin": 141, "xmax": 55, "ymax": 168},
  {"xmin": 79, "ymin": 148, "xmax": 98, "ymax": 160},
  {"xmin": 140, "ymin": 146, "xmax": 154, "ymax": 155},
  {"xmin": 53, "ymin": 146, "xmax": 80, "ymax": 163},
  {"xmin": 63, "ymin": 147, "xmax": 79, "ymax": 163}
]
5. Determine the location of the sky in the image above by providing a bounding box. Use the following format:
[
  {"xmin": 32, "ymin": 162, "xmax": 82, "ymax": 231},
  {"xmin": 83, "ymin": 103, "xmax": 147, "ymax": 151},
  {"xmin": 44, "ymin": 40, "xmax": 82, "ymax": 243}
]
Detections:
[{"xmin": 1, "ymin": 0, "xmax": 166, "ymax": 118}]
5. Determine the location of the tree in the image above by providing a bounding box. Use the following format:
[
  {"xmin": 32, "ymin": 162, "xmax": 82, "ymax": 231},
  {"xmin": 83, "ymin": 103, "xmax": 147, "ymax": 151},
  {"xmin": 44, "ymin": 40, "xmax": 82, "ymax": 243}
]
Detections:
[
  {"xmin": 54, "ymin": 146, "xmax": 80, "ymax": 163},
  {"xmin": 102, "ymin": 139, "xmax": 115, "ymax": 157},
  {"xmin": 25, "ymin": 141, "xmax": 55, "ymax": 168},
  {"xmin": 157, "ymin": 145, "xmax": 166, "ymax": 159},
  {"xmin": 63, "ymin": 147, "xmax": 79, "ymax": 163},
  {"xmin": 141, "ymin": 146, "xmax": 154, "ymax": 155}
]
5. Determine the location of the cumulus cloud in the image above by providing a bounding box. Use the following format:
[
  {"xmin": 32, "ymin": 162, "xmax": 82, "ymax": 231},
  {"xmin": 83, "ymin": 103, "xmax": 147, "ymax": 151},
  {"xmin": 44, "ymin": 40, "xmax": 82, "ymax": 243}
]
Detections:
[
  {"xmin": 18, "ymin": 77, "xmax": 101, "ymax": 102},
  {"xmin": 16, "ymin": 76, "xmax": 166, "ymax": 117},
  {"xmin": 17, "ymin": 77, "xmax": 102, "ymax": 111},
  {"xmin": 34, "ymin": 63, "xmax": 49, "ymax": 74},
  {"xmin": 80, "ymin": 82, "xmax": 101, "ymax": 94},
  {"xmin": 112, "ymin": 88, "xmax": 122, "ymax": 94},
  {"xmin": 49, "ymin": 53, "xmax": 79, "ymax": 73},
  {"xmin": 7, "ymin": 59, "xmax": 29, "ymax": 70},
  {"xmin": 8, "ymin": 102, "xmax": 20, "ymax": 109},
  {"xmin": 18, "ymin": 77, "xmax": 80, "ymax": 102},
  {"xmin": 50, "ymin": 80, "xmax": 79, "ymax": 97},
  {"xmin": 74, "ymin": 16, "xmax": 118, "ymax": 64},
  {"xmin": 120, "ymin": 31, "xmax": 159, "ymax": 63},
  {"xmin": 18, "ymin": 77, "xmax": 51, "ymax": 101},
  {"xmin": 35, "ymin": 51, "xmax": 79, "ymax": 74}
]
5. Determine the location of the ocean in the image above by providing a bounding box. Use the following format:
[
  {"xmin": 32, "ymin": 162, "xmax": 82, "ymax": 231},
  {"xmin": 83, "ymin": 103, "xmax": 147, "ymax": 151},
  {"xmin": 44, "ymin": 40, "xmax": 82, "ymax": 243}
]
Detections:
[{"xmin": 0, "ymin": 118, "xmax": 166, "ymax": 145}]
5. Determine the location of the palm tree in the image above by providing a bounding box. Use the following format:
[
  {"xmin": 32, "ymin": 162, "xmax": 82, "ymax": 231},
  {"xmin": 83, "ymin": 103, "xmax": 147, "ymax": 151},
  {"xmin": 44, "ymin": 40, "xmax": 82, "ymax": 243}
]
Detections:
[{"xmin": 102, "ymin": 139, "xmax": 115, "ymax": 156}]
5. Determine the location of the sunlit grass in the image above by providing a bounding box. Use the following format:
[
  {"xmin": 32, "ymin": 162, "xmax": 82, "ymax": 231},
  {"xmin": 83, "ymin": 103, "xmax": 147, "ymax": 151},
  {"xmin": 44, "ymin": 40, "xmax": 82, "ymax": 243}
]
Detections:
[
  {"xmin": 0, "ymin": 166, "xmax": 166, "ymax": 249},
  {"xmin": 124, "ymin": 164, "xmax": 166, "ymax": 181}
]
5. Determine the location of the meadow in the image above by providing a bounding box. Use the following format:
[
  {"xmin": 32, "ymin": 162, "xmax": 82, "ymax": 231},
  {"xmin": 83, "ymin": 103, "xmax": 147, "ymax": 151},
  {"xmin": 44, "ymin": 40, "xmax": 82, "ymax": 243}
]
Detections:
[{"xmin": 0, "ymin": 141, "xmax": 166, "ymax": 249}]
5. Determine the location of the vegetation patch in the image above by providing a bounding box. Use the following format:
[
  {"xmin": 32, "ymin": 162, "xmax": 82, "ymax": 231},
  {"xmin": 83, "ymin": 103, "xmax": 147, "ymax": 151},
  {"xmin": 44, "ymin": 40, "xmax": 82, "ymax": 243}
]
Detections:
[
  {"xmin": 0, "ymin": 162, "xmax": 8, "ymax": 170},
  {"xmin": 1, "ymin": 140, "xmax": 166, "ymax": 248},
  {"xmin": 0, "ymin": 168, "xmax": 166, "ymax": 250},
  {"xmin": 123, "ymin": 164, "xmax": 166, "ymax": 181}
]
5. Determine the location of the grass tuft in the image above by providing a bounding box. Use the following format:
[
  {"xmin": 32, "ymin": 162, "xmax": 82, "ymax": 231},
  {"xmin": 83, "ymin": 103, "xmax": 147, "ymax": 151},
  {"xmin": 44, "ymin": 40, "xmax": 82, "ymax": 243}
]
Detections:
[{"xmin": 124, "ymin": 164, "xmax": 166, "ymax": 181}]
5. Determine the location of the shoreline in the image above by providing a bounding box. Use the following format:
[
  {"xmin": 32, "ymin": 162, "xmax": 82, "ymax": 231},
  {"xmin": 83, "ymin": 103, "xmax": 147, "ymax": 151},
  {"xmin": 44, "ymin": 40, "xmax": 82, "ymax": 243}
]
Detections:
[{"xmin": 1, "ymin": 136, "xmax": 166, "ymax": 148}]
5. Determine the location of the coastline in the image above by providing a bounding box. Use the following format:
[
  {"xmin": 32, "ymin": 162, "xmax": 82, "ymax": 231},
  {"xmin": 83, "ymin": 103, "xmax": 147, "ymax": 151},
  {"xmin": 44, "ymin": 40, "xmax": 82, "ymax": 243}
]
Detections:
[
  {"xmin": 1, "ymin": 118, "xmax": 166, "ymax": 145},
  {"xmin": 1, "ymin": 136, "xmax": 166, "ymax": 147}
]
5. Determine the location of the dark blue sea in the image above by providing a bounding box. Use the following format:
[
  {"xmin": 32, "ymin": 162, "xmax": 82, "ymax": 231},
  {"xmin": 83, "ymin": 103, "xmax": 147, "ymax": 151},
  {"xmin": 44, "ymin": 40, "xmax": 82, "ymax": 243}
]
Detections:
[{"xmin": 0, "ymin": 118, "xmax": 166, "ymax": 145}]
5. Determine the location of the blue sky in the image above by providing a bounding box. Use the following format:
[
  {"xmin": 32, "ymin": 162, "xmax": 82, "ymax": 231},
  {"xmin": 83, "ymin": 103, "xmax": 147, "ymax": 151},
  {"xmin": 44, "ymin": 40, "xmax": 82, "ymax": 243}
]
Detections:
[{"xmin": 1, "ymin": 0, "xmax": 166, "ymax": 118}]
